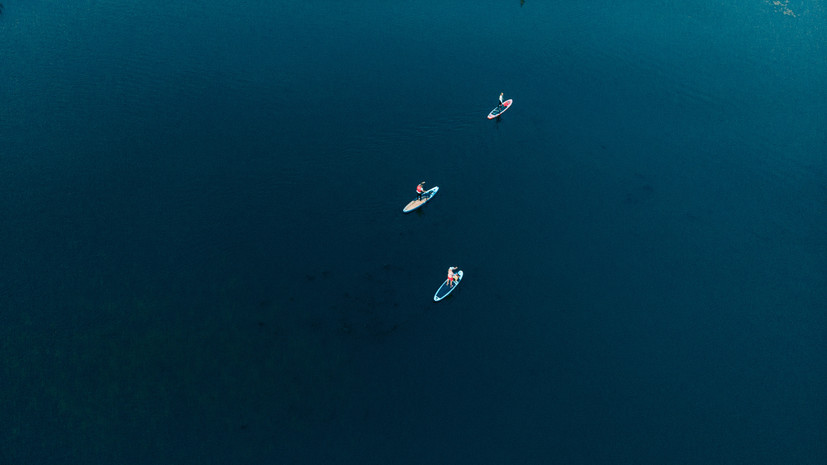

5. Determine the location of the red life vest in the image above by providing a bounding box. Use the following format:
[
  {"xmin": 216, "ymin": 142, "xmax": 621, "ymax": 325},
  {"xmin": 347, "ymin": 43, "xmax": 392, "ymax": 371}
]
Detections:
[{"xmin": 417, "ymin": 184, "xmax": 424, "ymax": 193}]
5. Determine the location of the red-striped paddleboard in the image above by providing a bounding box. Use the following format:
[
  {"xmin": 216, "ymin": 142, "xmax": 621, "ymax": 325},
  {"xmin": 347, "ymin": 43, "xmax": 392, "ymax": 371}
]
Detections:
[{"xmin": 488, "ymin": 99, "xmax": 513, "ymax": 119}]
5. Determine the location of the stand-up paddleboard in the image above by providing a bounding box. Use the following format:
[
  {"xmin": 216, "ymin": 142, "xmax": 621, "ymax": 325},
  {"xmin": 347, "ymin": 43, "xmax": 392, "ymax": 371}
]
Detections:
[
  {"xmin": 403, "ymin": 186, "xmax": 439, "ymax": 213},
  {"xmin": 488, "ymin": 99, "xmax": 513, "ymax": 119},
  {"xmin": 434, "ymin": 270, "xmax": 463, "ymax": 301}
]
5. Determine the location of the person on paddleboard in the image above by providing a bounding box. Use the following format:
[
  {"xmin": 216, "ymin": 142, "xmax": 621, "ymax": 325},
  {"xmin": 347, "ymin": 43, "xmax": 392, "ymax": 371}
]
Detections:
[
  {"xmin": 416, "ymin": 181, "xmax": 426, "ymax": 200},
  {"xmin": 447, "ymin": 266, "xmax": 458, "ymax": 287},
  {"xmin": 498, "ymin": 92, "xmax": 504, "ymax": 107}
]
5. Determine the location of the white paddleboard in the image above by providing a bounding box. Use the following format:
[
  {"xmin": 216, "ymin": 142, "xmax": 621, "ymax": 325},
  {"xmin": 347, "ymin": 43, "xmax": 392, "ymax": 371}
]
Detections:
[
  {"xmin": 403, "ymin": 186, "xmax": 439, "ymax": 213},
  {"xmin": 488, "ymin": 99, "xmax": 513, "ymax": 119},
  {"xmin": 434, "ymin": 270, "xmax": 463, "ymax": 301}
]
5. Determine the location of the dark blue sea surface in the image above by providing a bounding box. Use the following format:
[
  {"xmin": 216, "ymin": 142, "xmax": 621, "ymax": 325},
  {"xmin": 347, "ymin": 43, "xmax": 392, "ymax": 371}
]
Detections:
[{"xmin": 1, "ymin": 1, "xmax": 825, "ymax": 463}]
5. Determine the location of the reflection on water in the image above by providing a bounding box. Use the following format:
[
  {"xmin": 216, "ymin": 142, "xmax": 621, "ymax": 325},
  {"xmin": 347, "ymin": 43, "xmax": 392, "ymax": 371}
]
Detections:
[{"xmin": 769, "ymin": 0, "xmax": 797, "ymax": 17}]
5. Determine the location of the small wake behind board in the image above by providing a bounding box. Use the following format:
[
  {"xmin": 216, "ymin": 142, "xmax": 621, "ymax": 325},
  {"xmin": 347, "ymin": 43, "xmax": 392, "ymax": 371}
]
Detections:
[
  {"xmin": 434, "ymin": 270, "xmax": 463, "ymax": 302},
  {"xmin": 403, "ymin": 186, "xmax": 439, "ymax": 213},
  {"xmin": 487, "ymin": 99, "xmax": 513, "ymax": 119}
]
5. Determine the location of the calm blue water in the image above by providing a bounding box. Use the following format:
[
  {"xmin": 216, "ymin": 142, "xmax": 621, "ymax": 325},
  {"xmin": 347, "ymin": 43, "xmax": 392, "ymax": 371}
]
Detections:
[{"xmin": 1, "ymin": 1, "xmax": 825, "ymax": 463}]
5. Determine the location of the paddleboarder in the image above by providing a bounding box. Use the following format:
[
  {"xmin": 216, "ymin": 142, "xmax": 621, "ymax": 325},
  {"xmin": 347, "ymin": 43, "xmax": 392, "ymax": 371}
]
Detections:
[
  {"xmin": 498, "ymin": 92, "xmax": 504, "ymax": 107},
  {"xmin": 447, "ymin": 266, "xmax": 458, "ymax": 287},
  {"xmin": 416, "ymin": 181, "xmax": 426, "ymax": 200}
]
